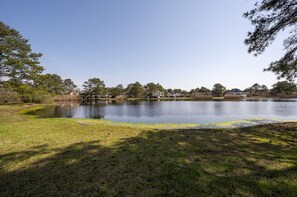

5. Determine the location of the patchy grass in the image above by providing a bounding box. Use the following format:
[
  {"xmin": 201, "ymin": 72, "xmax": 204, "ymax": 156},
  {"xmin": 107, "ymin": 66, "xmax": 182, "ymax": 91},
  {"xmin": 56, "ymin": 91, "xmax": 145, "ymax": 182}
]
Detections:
[{"xmin": 0, "ymin": 105, "xmax": 297, "ymax": 196}]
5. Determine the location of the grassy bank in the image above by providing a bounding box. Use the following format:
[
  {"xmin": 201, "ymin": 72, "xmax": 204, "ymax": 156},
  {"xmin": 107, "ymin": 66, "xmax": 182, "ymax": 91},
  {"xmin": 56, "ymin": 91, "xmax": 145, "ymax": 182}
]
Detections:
[{"xmin": 0, "ymin": 105, "xmax": 297, "ymax": 196}]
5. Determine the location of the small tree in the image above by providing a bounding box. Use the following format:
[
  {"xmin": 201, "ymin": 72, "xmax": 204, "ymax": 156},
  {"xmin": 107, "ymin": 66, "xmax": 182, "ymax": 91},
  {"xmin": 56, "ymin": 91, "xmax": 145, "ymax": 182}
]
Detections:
[
  {"xmin": 109, "ymin": 84, "xmax": 124, "ymax": 98},
  {"xmin": 251, "ymin": 83, "xmax": 261, "ymax": 94},
  {"xmin": 199, "ymin": 87, "xmax": 211, "ymax": 93},
  {"xmin": 173, "ymin": 89, "xmax": 182, "ymax": 94},
  {"xmin": 126, "ymin": 82, "xmax": 144, "ymax": 98},
  {"xmin": 271, "ymin": 81, "xmax": 297, "ymax": 96},
  {"xmin": 83, "ymin": 78, "xmax": 106, "ymax": 96},
  {"xmin": 144, "ymin": 82, "xmax": 165, "ymax": 97},
  {"xmin": 246, "ymin": 83, "xmax": 269, "ymax": 96},
  {"xmin": 0, "ymin": 88, "xmax": 21, "ymax": 104},
  {"xmin": 260, "ymin": 85, "xmax": 268, "ymax": 92},
  {"xmin": 63, "ymin": 79, "xmax": 77, "ymax": 94},
  {"xmin": 212, "ymin": 83, "xmax": 226, "ymax": 97},
  {"xmin": 43, "ymin": 74, "xmax": 64, "ymax": 95}
]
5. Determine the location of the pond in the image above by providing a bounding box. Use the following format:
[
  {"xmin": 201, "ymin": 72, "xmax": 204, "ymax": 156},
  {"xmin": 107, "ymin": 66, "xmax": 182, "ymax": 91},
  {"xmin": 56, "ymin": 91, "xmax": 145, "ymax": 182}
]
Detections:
[{"xmin": 27, "ymin": 99, "xmax": 297, "ymax": 124}]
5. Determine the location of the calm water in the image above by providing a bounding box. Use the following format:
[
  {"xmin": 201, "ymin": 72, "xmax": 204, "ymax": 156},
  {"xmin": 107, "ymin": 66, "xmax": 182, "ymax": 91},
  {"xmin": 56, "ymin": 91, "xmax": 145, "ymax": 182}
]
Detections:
[{"xmin": 27, "ymin": 99, "xmax": 297, "ymax": 124}]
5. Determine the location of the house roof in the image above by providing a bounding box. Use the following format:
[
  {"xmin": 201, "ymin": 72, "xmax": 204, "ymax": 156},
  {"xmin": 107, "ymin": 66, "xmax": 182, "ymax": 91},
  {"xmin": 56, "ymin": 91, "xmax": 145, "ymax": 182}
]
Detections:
[{"xmin": 230, "ymin": 88, "xmax": 242, "ymax": 92}]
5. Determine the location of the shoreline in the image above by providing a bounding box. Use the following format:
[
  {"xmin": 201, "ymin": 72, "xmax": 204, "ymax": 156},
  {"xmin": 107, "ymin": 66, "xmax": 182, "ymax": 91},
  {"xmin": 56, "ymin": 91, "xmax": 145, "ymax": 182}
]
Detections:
[
  {"xmin": 54, "ymin": 96, "xmax": 297, "ymax": 102},
  {"xmin": 18, "ymin": 104, "xmax": 294, "ymax": 129},
  {"xmin": 1, "ymin": 104, "xmax": 297, "ymax": 196}
]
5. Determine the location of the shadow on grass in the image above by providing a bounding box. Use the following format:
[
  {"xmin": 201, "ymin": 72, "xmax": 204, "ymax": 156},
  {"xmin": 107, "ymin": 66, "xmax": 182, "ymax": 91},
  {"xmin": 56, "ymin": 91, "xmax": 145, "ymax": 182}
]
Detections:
[{"xmin": 1, "ymin": 124, "xmax": 297, "ymax": 196}]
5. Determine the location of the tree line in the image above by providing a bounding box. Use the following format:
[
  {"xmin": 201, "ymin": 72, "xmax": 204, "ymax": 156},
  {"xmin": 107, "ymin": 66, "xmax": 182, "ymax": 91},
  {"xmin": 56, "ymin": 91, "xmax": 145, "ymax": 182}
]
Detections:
[
  {"xmin": 1, "ymin": 8, "xmax": 297, "ymax": 104},
  {"xmin": 80, "ymin": 79, "xmax": 297, "ymax": 99}
]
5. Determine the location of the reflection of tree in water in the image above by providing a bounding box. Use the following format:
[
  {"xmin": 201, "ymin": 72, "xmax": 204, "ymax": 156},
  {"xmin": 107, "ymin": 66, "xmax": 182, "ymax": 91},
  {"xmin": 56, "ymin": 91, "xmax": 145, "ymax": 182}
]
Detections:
[
  {"xmin": 123, "ymin": 101, "xmax": 163, "ymax": 118},
  {"xmin": 213, "ymin": 102, "xmax": 224, "ymax": 116},
  {"xmin": 126, "ymin": 101, "xmax": 141, "ymax": 106},
  {"xmin": 91, "ymin": 114, "xmax": 104, "ymax": 119},
  {"xmin": 144, "ymin": 101, "xmax": 163, "ymax": 117},
  {"xmin": 26, "ymin": 106, "xmax": 69, "ymax": 118},
  {"xmin": 60, "ymin": 103, "xmax": 80, "ymax": 118},
  {"xmin": 27, "ymin": 102, "xmax": 80, "ymax": 118},
  {"xmin": 272, "ymin": 102, "xmax": 297, "ymax": 117},
  {"xmin": 81, "ymin": 100, "xmax": 109, "ymax": 106},
  {"xmin": 82, "ymin": 105, "xmax": 106, "ymax": 119},
  {"xmin": 28, "ymin": 100, "xmax": 297, "ymax": 122},
  {"xmin": 111, "ymin": 100, "xmax": 125, "ymax": 105}
]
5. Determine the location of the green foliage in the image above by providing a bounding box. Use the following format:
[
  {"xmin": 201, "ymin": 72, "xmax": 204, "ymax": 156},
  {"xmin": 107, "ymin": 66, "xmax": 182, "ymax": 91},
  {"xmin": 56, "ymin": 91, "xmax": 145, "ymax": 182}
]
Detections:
[
  {"xmin": 173, "ymin": 89, "xmax": 182, "ymax": 94},
  {"xmin": 35, "ymin": 74, "xmax": 64, "ymax": 95},
  {"xmin": 212, "ymin": 83, "xmax": 226, "ymax": 97},
  {"xmin": 83, "ymin": 78, "xmax": 106, "ymax": 95},
  {"xmin": 144, "ymin": 82, "xmax": 165, "ymax": 97},
  {"xmin": 0, "ymin": 21, "xmax": 43, "ymax": 84},
  {"xmin": 271, "ymin": 81, "xmax": 297, "ymax": 96},
  {"xmin": 0, "ymin": 88, "xmax": 21, "ymax": 104},
  {"xmin": 35, "ymin": 75, "xmax": 78, "ymax": 96},
  {"xmin": 181, "ymin": 90, "xmax": 188, "ymax": 95},
  {"xmin": 260, "ymin": 84, "xmax": 268, "ymax": 91},
  {"xmin": 16, "ymin": 84, "xmax": 53, "ymax": 103},
  {"xmin": 0, "ymin": 21, "xmax": 65, "ymax": 103},
  {"xmin": 63, "ymin": 78, "xmax": 77, "ymax": 94},
  {"xmin": 251, "ymin": 83, "xmax": 261, "ymax": 92},
  {"xmin": 126, "ymin": 82, "xmax": 144, "ymax": 98},
  {"xmin": 244, "ymin": 0, "xmax": 297, "ymax": 80},
  {"xmin": 199, "ymin": 86, "xmax": 211, "ymax": 93},
  {"xmin": 167, "ymin": 88, "xmax": 173, "ymax": 93},
  {"xmin": 108, "ymin": 84, "xmax": 124, "ymax": 98},
  {"xmin": 190, "ymin": 87, "xmax": 211, "ymax": 95},
  {"xmin": 244, "ymin": 83, "xmax": 269, "ymax": 96}
]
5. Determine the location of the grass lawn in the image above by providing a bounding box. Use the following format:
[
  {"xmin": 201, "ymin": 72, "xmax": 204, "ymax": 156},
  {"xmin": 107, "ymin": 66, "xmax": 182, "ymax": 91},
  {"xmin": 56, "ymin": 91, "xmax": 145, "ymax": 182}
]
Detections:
[{"xmin": 0, "ymin": 104, "xmax": 297, "ymax": 196}]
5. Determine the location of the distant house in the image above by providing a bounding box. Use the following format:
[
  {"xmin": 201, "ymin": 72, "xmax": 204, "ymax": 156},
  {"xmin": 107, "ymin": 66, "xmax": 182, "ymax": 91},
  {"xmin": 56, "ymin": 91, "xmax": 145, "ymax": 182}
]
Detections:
[
  {"xmin": 166, "ymin": 92, "xmax": 182, "ymax": 98},
  {"xmin": 70, "ymin": 90, "xmax": 80, "ymax": 96},
  {"xmin": 152, "ymin": 90, "xmax": 165, "ymax": 98},
  {"xmin": 54, "ymin": 90, "xmax": 80, "ymax": 101},
  {"xmin": 167, "ymin": 92, "xmax": 174, "ymax": 97}
]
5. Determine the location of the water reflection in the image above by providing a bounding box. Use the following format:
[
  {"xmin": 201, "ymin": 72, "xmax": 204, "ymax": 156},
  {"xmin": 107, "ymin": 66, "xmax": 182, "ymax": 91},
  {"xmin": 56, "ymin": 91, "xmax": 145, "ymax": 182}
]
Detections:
[
  {"xmin": 213, "ymin": 102, "xmax": 224, "ymax": 116},
  {"xmin": 28, "ymin": 100, "xmax": 297, "ymax": 123}
]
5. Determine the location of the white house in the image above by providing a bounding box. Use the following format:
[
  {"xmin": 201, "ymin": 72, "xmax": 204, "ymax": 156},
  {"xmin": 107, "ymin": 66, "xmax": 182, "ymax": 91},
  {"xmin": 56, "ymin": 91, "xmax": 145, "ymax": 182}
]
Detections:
[{"xmin": 152, "ymin": 90, "xmax": 165, "ymax": 98}]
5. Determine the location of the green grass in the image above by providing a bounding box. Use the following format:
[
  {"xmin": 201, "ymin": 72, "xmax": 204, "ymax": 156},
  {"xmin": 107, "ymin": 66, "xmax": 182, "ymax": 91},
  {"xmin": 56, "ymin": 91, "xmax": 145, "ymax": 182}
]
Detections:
[{"xmin": 0, "ymin": 104, "xmax": 297, "ymax": 196}]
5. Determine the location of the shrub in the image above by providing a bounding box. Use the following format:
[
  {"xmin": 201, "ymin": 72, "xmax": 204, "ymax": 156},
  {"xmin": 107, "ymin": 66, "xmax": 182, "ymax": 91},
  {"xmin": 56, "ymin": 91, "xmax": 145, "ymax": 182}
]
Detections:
[
  {"xmin": 14, "ymin": 84, "xmax": 54, "ymax": 103},
  {"xmin": 0, "ymin": 88, "xmax": 21, "ymax": 104},
  {"xmin": 33, "ymin": 93, "xmax": 54, "ymax": 104}
]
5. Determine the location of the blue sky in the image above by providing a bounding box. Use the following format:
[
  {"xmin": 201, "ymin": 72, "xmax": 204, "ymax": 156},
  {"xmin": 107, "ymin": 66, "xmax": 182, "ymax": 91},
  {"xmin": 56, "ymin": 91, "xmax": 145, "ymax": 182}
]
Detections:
[{"xmin": 0, "ymin": 0, "xmax": 287, "ymax": 90}]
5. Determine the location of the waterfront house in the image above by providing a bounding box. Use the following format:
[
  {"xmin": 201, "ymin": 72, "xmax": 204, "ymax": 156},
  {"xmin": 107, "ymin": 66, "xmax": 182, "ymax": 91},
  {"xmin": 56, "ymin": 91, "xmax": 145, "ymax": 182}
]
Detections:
[{"xmin": 152, "ymin": 90, "xmax": 165, "ymax": 98}]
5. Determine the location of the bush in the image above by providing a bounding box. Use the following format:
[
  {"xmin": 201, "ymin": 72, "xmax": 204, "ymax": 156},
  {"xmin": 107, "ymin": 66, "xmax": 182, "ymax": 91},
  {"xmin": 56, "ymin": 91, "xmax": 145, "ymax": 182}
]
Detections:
[
  {"xmin": 32, "ymin": 93, "xmax": 54, "ymax": 104},
  {"xmin": 40, "ymin": 94, "xmax": 54, "ymax": 104},
  {"xmin": 0, "ymin": 89, "xmax": 21, "ymax": 104},
  {"xmin": 14, "ymin": 84, "xmax": 54, "ymax": 103},
  {"xmin": 54, "ymin": 94, "xmax": 80, "ymax": 101}
]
